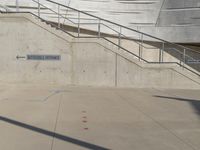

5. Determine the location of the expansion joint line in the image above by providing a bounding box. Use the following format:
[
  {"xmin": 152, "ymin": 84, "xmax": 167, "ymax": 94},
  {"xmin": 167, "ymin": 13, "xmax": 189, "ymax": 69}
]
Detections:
[
  {"xmin": 115, "ymin": 92, "xmax": 197, "ymax": 150},
  {"xmin": 50, "ymin": 93, "xmax": 63, "ymax": 150}
]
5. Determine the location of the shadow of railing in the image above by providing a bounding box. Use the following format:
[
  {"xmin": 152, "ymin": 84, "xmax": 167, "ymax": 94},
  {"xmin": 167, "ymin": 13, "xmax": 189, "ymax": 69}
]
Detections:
[{"xmin": 0, "ymin": 116, "xmax": 110, "ymax": 150}]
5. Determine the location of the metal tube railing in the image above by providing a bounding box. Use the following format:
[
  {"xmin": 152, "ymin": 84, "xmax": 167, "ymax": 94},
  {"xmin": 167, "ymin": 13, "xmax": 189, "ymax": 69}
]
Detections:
[
  {"xmin": 78, "ymin": 11, "xmax": 80, "ymax": 37},
  {"xmin": 139, "ymin": 34, "xmax": 143, "ymax": 61},
  {"xmin": 38, "ymin": 0, "xmax": 40, "ymax": 17},
  {"xmin": 37, "ymin": 0, "xmax": 200, "ymax": 56},
  {"xmin": 30, "ymin": 0, "xmax": 200, "ymax": 67},
  {"xmin": 58, "ymin": 4, "xmax": 60, "ymax": 28},
  {"xmin": 6, "ymin": 0, "xmax": 200, "ymax": 57},
  {"xmin": 183, "ymin": 49, "xmax": 186, "ymax": 69},
  {"xmin": 118, "ymin": 27, "xmax": 121, "ymax": 50},
  {"xmin": 1, "ymin": 0, "xmax": 199, "ymax": 76},
  {"xmin": 16, "ymin": 0, "xmax": 19, "ymax": 12},
  {"xmin": 45, "ymin": 0, "xmax": 199, "ymax": 54},
  {"xmin": 98, "ymin": 19, "xmax": 101, "ymax": 38},
  {"xmin": 10, "ymin": 0, "xmax": 200, "ymax": 59}
]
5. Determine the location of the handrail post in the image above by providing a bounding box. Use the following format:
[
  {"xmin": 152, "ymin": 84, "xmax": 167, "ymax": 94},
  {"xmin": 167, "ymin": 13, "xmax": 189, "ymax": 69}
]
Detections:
[
  {"xmin": 118, "ymin": 27, "xmax": 121, "ymax": 50},
  {"xmin": 38, "ymin": 0, "xmax": 40, "ymax": 17},
  {"xmin": 162, "ymin": 42, "xmax": 164, "ymax": 62},
  {"xmin": 16, "ymin": 0, "xmax": 19, "ymax": 12},
  {"xmin": 179, "ymin": 53, "xmax": 182, "ymax": 66},
  {"xmin": 78, "ymin": 11, "xmax": 80, "ymax": 37},
  {"xmin": 139, "ymin": 34, "xmax": 143, "ymax": 61},
  {"xmin": 183, "ymin": 48, "xmax": 186, "ymax": 69},
  {"xmin": 159, "ymin": 42, "xmax": 164, "ymax": 63},
  {"xmin": 98, "ymin": 19, "xmax": 101, "ymax": 38},
  {"xmin": 58, "ymin": 4, "xmax": 60, "ymax": 28}
]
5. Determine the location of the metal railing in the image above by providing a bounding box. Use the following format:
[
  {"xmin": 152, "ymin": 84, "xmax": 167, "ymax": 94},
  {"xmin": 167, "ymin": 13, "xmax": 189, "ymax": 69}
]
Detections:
[
  {"xmin": 1, "ymin": 0, "xmax": 200, "ymax": 77},
  {"xmin": 0, "ymin": 4, "xmax": 11, "ymax": 12}
]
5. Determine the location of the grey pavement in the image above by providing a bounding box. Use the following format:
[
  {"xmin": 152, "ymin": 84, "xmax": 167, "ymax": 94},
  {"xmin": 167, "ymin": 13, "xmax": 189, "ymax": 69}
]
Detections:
[{"xmin": 0, "ymin": 84, "xmax": 199, "ymax": 150}]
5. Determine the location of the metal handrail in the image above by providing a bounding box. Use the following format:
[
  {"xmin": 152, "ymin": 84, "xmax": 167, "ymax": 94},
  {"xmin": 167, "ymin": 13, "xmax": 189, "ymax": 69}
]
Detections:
[
  {"xmin": 45, "ymin": 0, "xmax": 200, "ymax": 54},
  {"xmin": 42, "ymin": 0, "xmax": 200, "ymax": 65},
  {"xmin": 26, "ymin": 1, "xmax": 200, "ymax": 56},
  {"xmin": 1, "ymin": 0, "xmax": 200, "ymax": 77},
  {"xmin": 0, "ymin": 4, "xmax": 10, "ymax": 12},
  {"xmin": 1, "ymin": 0, "xmax": 199, "ymax": 54}
]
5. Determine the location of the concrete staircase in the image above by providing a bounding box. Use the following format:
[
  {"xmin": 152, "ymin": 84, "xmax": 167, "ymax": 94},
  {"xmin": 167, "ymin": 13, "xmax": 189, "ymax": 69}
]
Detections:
[{"xmin": 0, "ymin": 13, "xmax": 200, "ymax": 89}]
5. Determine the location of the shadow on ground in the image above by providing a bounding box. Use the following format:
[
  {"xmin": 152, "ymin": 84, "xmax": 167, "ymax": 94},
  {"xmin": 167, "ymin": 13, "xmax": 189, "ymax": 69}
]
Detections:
[
  {"xmin": 154, "ymin": 95, "xmax": 200, "ymax": 115},
  {"xmin": 0, "ymin": 116, "xmax": 110, "ymax": 150}
]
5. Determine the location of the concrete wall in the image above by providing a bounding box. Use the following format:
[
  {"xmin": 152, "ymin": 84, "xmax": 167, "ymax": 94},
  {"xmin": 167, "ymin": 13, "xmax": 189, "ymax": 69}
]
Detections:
[
  {"xmin": 117, "ymin": 55, "xmax": 199, "ymax": 89},
  {"xmin": 0, "ymin": 14, "xmax": 72, "ymax": 84},
  {"xmin": 72, "ymin": 39, "xmax": 200, "ymax": 89},
  {"xmin": 0, "ymin": 13, "xmax": 200, "ymax": 89}
]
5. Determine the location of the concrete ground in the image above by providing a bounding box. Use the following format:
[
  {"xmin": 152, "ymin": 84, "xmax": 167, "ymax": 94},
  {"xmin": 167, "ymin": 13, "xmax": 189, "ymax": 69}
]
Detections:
[{"xmin": 0, "ymin": 84, "xmax": 199, "ymax": 150}]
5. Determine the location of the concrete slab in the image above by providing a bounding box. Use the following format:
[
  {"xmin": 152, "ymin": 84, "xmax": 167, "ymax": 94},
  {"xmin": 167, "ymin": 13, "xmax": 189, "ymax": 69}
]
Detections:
[{"xmin": 0, "ymin": 84, "xmax": 199, "ymax": 150}]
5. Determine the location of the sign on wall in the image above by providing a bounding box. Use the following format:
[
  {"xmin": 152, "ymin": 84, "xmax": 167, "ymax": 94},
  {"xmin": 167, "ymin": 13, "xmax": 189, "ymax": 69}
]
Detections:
[{"xmin": 27, "ymin": 55, "xmax": 61, "ymax": 61}]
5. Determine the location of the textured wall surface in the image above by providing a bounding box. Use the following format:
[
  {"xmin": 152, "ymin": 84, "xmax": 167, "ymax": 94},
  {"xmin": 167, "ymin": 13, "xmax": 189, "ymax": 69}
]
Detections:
[{"xmin": 1, "ymin": 0, "xmax": 200, "ymax": 42}]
